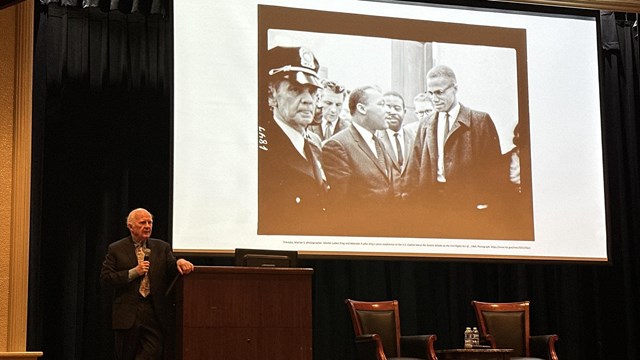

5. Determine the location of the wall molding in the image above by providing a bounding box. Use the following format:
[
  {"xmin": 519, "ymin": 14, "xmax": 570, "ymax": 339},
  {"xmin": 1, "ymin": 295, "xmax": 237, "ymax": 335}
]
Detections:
[
  {"xmin": 7, "ymin": 1, "xmax": 41, "ymax": 358},
  {"xmin": 0, "ymin": 353, "xmax": 44, "ymax": 360}
]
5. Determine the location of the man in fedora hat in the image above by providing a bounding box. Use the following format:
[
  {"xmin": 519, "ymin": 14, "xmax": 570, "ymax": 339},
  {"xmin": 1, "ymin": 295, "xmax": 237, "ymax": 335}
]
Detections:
[{"xmin": 258, "ymin": 46, "xmax": 330, "ymax": 235}]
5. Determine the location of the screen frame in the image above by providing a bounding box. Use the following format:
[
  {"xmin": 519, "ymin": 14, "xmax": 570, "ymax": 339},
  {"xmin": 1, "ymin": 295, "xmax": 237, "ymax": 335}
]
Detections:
[{"xmin": 170, "ymin": 0, "xmax": 610, "ymax": 263}]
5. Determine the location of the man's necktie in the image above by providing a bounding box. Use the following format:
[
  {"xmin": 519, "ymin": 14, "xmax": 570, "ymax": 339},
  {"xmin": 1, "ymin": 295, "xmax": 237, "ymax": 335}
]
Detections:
[
  {"xmin": 304, "ymin": 137, "xmax": 324, "ymax": 187},
  {"xmin": 323, "ymin": 122, "xmax": 332, "ymax": 141},
  {"xmin": 394, "ymin": 132, "xmax": 404, "ymax": 167},
  {"xmin": 443, "ymin": 112, "xmax": 450, "ymax": 143},
  {"xmin": 373, "ymin": 135, "xmax": 387, "ymax": 174},
  {"xmin": 136, "ymin": 246, "xmax": 150, "ymax": 297}
]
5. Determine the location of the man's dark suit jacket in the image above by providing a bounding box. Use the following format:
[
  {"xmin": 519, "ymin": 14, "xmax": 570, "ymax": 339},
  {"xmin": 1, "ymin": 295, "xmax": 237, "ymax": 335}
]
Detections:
[
  {"xmin": 406, "ymin": 103, "xmax": 506, "ymax": 206},
  {"xmin": 101, "ymin": 236, "xmax": 178, "ymax": 331},
  {"xmin": 377, "ymin": 126, "xmax": 416, "ymax": 196},
  {"xmin": 404, "ymin": 103, "xmax": 510, "ymax": 238},
  {"xmin": 322, "ymin": 125, "xmax": 396, "ymax": 235},
  {"xmin": 258, "ymin": 113, "xmax": 329, "ymax": 235},
  {"xmin": 307, "ymin": 117, "xmax": 352, "ymax": 142}
]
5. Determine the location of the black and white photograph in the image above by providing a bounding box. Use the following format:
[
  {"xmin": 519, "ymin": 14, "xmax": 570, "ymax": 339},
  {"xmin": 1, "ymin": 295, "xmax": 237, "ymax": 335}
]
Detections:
[{"xmin": 257, "ymin": 7, "xmax": 534, "ymax": 240}]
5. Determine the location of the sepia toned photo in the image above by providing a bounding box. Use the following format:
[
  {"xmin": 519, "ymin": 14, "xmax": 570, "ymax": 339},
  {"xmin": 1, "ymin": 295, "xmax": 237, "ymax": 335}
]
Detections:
[{"xmin": 257, "ymin": 5, "xmax": 534, "ymax": 240}]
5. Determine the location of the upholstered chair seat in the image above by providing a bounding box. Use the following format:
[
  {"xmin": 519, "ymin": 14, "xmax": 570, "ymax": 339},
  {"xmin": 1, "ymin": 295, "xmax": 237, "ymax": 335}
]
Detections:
[
  {"xmin": 346, "ymin": 299, "xmax": 438, "ymax": 360},
  {"xmin": 471, "ymin": 301, "xmax": 559, "ymax": 360}
]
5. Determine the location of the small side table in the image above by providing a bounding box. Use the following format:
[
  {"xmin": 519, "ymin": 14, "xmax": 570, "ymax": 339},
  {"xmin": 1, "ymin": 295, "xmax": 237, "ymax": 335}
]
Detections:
[{"xmin": 435, "ymin": 348, "xmax": 513, "ymax": 360}]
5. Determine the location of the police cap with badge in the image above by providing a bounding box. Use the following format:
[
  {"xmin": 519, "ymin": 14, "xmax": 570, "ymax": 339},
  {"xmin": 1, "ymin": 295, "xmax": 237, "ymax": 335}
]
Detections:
[{"xmin": 266, "ymin": 46, "xmax": 322, "ymax": 88}]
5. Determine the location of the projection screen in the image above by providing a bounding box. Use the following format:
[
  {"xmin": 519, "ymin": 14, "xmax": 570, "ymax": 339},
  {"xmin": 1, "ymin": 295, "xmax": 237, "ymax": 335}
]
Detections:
[{"xmin": 172, "ymin": 0, "xmax": 608, "ymax": 261}]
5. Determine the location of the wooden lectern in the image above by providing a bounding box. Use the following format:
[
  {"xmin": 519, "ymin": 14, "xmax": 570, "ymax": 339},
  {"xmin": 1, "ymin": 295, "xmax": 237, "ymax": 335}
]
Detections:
[{"xmin": 175, "ymin": 266, "xmax": 313, "ymax": 360}]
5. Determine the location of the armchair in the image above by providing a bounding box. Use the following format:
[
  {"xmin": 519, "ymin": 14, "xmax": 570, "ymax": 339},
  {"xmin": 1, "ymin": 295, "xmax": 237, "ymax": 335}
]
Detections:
[
  {"xmin": 471, "ymin": 300, "xmax": 559, "ymax": 360},
  {"xmin": 345, "ymin": 299, "xmax": 438, "ymax": 360}
]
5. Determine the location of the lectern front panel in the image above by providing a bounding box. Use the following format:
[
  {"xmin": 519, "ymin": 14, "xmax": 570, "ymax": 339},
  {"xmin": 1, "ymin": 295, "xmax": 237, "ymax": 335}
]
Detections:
[{"xmin": 175, "ymin": 266, "xmax": 313, "ymax": 360}]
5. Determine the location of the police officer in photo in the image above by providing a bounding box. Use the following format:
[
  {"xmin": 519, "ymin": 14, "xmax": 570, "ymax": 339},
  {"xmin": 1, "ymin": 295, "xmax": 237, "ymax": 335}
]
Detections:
[{"xmin": 258, "ymin": 46, "xmax": 330, "ymax": 235}]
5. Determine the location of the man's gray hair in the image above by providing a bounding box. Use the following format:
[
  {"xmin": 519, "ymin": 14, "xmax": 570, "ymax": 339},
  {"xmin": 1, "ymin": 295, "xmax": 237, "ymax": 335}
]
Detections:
[{"xmin": 126, "ymin": 208, "xmax": 153, "ymax": 226}]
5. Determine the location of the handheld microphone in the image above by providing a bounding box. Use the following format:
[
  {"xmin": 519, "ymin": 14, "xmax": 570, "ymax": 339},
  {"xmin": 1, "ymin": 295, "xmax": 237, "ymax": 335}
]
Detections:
[{"xmin": 143, "ymin": 248, "xmax": 151, "ymax": 261}]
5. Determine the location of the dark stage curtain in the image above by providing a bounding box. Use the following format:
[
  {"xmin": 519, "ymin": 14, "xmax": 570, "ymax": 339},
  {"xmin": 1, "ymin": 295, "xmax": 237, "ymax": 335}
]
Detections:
[
  {"xmin": 28, "ymin": 4, "xmax": 640, "ymax": 360},
  {"xmin": 29, "ymin": 2, "xmax": 172, "ymax": 359}
]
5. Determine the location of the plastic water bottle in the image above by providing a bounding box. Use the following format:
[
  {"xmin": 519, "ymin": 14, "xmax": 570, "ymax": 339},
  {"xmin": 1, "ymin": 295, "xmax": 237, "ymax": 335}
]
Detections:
[
  {"xmin": 464, "ymin": 327, "xmax": 472, "ymax": 348},
  {"xmin": 472, "ymin": 327, "xmax": 480, "ymax": 346}
]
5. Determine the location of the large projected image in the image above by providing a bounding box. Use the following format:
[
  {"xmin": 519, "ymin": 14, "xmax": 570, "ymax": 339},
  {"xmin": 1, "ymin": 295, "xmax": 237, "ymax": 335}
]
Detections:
[
  {"xmin": 173, "ymin": 1, "xmax": 608, "ymax": 261},
  {"xmin": 258, "ymin": 10, "xmax": 531, "ymax": 241}
]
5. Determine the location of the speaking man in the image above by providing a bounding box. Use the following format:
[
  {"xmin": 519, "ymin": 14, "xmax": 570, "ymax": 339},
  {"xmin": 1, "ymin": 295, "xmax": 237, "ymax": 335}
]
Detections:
[{"xmin": 101, "ymin": 208, "xmax": 194, "ymax": 360}]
